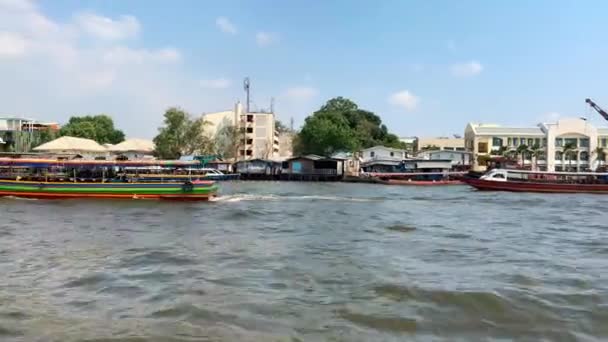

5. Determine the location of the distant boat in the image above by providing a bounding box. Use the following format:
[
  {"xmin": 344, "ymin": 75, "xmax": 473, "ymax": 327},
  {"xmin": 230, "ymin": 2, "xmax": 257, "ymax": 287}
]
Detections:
[{"xmin": 463, "ymin": 168, "xmax": 608, "ymax": 194}]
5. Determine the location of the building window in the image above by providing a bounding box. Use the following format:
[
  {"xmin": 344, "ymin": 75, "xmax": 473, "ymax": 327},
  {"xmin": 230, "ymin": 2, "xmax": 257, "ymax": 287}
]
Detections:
[
  {"xmin": 555, "ymin": 138, "xmax": 563, "ymax": 147},
  {"xmin": 492, "ymin": 137, "xmax": 503, "ymax": 147},
  {"xmin": 564, "ymin": 138, "xmax": 577, "ymax": 147},
  {"xmin": 246, "ymin": 127, "xmax": 254, "ymax": 133},
  {"xmin": 555, "ymin": 151, "xmax": 563, "ymax": 161},
  {"xmin": 602, "ymin": 138, "xmax": 608, "ymax": 147},
  {"xmin": 542, "ymin": 138, "xmax": 547, "ymax": 147},
  {"xmin": 527, "ymin": 138, "xmax": 534, "ymax": 146},
  {"xmin": 246, "ymin": 150, "xmax": 252, "ymax": 156},
  {"xmin": 580, "ymin": 151, "xmax": 589, "ymax": 161},
  {"xmin": 239, "ymin": 150, "xmax": 245, "ymax": 156},
  {"xmin": 370, "ymin": 151, "xmax": 375, "ymax": 157},
  {"xmin": 520, "ymin": 138, "xmax": 526, "ymax": 146},
  {"xmin": 478, "ymin": 142, "xmax": 488, "ymax": 153},
  {"xmin": 507, "ymin": 137, "xmax": 512, "ymax": 146},
  {"xmin": 534, "ymin": 138, "xmax": 541, "ymax": 147},
  {"xmin": 246, "ymin": 139, "xmax": 253, "ymax": 144},
  {"xmin": 246, "ymin": 115, "xmax": 254, "ymax": 122},
  {"xmin": 514, "ymin": 138, "xmax": 519, "ymax": 147},
  {"xmin": 390, "ymin": 152, "xmax": 394, "ymax": 157},
  {"xmin": 456, "ymin": 147, "xmax": 465, "ymax": 151},
  {"xmin": 580, "ymin": 138, "xmax": 589, "ymax": 148}
]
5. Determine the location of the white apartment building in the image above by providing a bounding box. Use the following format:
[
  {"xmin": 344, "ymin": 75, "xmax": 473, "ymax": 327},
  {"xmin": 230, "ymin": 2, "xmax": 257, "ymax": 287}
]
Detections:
[
  {"xmin": 202, "ymin": 102, "xmax": 280, "ymax": 160},
  {"xmin": 465, "ymin": 118, "xmax": 608, "ymax": 172}
]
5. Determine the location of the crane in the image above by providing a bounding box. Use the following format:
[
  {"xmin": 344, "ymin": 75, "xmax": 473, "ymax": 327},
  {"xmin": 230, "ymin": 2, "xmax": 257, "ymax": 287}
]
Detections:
[{"xmin": 586, "ymin": 98, "xmax": 608, "ymax": 121}]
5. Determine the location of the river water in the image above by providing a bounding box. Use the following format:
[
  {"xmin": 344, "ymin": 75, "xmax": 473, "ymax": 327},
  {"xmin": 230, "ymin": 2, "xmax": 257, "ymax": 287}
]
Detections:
[{"xmin": 1, "ymin": 182, "xmax": 607, "ymax": 341}]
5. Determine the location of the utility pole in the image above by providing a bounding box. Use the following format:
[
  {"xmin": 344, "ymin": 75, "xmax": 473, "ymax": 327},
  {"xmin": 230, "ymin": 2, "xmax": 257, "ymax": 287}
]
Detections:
[{"xmin": 243, "ymin": 77, "xmax": 250, "ymax": 113}]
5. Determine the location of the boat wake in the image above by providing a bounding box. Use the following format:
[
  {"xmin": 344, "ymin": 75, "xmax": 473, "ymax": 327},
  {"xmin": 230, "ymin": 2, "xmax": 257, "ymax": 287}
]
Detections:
[
  {"xmin": 212, "ymin": 193, "xmax": 377, "ymax": 203},
  {"xmin": 1, "ymin": 196, "xmax": 38, "ymax": 201}
]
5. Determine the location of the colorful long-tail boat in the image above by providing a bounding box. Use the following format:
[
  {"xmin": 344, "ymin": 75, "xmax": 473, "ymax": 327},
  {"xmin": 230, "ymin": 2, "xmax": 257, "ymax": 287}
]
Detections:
[{"xmin": 0, "ymin": 158, "xmax": 218, "ymax": 201}]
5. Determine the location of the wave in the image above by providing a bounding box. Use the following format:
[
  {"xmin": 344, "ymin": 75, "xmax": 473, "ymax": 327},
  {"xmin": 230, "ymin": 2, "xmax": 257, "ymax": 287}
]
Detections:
[
  {"xmin": 1, "ymin": 196, "xmax": 38, "ymax": 201},
  {"xmin": 212, "ymin": 193, "xmax": 377, "ymax": 203}
]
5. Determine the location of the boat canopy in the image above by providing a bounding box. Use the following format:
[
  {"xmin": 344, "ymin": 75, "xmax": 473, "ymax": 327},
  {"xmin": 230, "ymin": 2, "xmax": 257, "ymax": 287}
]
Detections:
[{"xmin": 0, "ymin": 158, "xmax": 201, "ymax": 168}]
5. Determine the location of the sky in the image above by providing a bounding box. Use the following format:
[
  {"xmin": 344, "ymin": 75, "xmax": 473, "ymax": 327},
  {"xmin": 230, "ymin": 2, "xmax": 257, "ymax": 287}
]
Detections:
[{"xmin": 1, "ymin": 0, "xmax": 607, "ymax": 139}]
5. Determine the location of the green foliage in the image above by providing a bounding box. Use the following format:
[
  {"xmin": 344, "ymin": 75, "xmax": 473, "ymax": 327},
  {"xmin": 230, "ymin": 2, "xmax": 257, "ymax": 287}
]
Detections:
[
  {"xmin": 595, "ymin": 146, "xmax": 605, "ymax": 162},
  {"xmin": 153, "ymin": 107, "xmax": 214, "ymax": 159},
  {"xmin": 214, "ymin": 124, "xmax": 240, "ymax": 159},
  {"xmin": 421, "ymin": 144, "xmax": 441, "ymax": 151},
  {"xmin": 60, "ymin": 115, "xmax": 125, "ymax": 144},
  {"xmin": 38, "ymin": 128, "xmax": 58, "ymax": 145},
  {"xmin": 295, "ymin": 97, "xmax": 405, "ymax": 155}
]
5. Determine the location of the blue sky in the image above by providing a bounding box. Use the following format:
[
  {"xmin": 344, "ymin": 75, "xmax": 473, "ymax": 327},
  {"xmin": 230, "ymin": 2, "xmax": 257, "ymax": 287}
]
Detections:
[{"xmin": 1, "ymin": 0, "xmax": 607, "ymax": 138}]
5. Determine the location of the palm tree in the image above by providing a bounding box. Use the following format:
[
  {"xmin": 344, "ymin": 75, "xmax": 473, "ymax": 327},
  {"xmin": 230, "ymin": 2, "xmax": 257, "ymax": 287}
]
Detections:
[
  {"xmin": 530, "ymin": 144, "xmax": 544, "ymax": 171},
  {"xmin": 594, "ymin": 146, "xmax": 606, "ymax": 170},
  {"xmin": 562, "ymin": 142, "xmax": 577, "ymax": 172},
  {"xmin": 516, "ymin": 144, "xmax": 529, "ymax": 169}
]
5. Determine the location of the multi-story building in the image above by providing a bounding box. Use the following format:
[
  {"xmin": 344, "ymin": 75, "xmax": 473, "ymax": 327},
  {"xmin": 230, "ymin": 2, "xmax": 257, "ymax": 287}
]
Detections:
[
  {"xmin": 414, "ymin": 137, "xmax": 465, "ymax": 152},
  {"xmin": 465, "ymin": 118, "xmax": 608, "ymax": 172},
  {"xmin": 202, "ymin": 102, "xmax": 280, "ymax": 160}
]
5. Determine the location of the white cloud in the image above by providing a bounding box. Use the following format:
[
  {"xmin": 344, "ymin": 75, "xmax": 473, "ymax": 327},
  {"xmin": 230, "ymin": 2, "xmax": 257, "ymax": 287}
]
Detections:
[
  {"xmin": 199, "ymin": 78, "xmax": 232, "ymax": 89},
  {"xmin": 388, "ymin": 90, "xmax": 419, "ymax": 111},
  {"xmin": 0, "ymin": 1, "xmax": 220, "ymax": 137},
  {"xmin": 256, "ymin": 31, "xmax": 278, "ymax": 47},
  {"xmin": 450, "ymin": 60, "xmax": 483, "ymax": 77},
  {"xmin": 283, "ymin": 86, "xmax": 318, "ymax": 101},
  {"xmin": 0, "ymin": 0, "xmax": 36, "ymax": 12},
  {"xmin": 0, "ymin": 31, "xmax": 28, "ymax": 57},
  {"xmin": 74, "ymin": 12, "xmax": 140, "ymax": 40},
  {"xmin": 215, "ymin": 16, "xmax": 237, "ymax": 35}
]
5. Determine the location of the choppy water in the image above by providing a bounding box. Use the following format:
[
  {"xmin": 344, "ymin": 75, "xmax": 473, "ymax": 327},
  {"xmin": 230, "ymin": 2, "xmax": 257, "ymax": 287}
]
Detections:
[{"xmin": 1, "ymin": 182, "xmax": 607, "ymax": 341}]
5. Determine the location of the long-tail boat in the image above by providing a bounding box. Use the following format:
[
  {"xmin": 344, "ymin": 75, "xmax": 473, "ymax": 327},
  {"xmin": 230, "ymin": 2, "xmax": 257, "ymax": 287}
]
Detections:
[
  {"xmin": 463, "ymin": 168, "xmax": 608, "ymax": 194},
  {"xmin": 0, "ymin": 158, "xmax": 218, "ymax": 200}
]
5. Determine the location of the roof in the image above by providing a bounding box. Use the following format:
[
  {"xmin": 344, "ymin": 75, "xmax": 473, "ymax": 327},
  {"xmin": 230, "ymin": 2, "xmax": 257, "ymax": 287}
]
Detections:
[
  {"xmin": 424, "ymin": 150, "xmax": 472, "ymax": 155},
  {"xmin": 361, "ymin": 145, "xmax": 406, "ymax": 153},
  {"xmin": 33, "ymin": 136, "xmax": 107, "ymax": 152},
  {"xmin": 287, "ymin": 154, "xmax": 326, "ymax": 161},
  {"xmin": 361, "ymin": 160, "xmax": 401, "ymax": 166},
  {"xmin": 109, "ymin": 138, "xmax": 155, "ymax": 153},
  {"xmin": 599, "ymin": 128, "xmax": 608, "ymax": 136},
  {"xmin": 475, "ymin": 126, "xmax": 543, "ymax": 135},
  {"xmin": 466, "ymin": 123, "xmax": 545, "ymax": 136}
]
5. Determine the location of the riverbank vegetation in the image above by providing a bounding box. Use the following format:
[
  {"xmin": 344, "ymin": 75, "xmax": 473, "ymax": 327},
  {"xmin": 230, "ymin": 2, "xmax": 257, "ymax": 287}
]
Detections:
[{"xmin": 295, "ymin": 97, "xmax": 406, "ymax": 155}]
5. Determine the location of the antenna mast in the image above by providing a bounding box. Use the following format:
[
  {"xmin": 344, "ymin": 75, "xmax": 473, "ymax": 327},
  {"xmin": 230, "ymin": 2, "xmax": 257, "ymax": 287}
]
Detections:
[
  {"xmin": 243, "ymin": 77, "xmax": 250, "ymax": 113},
  {"xmin": 270, "ymin": 97, "xmax": 275, "ymax": 114}
]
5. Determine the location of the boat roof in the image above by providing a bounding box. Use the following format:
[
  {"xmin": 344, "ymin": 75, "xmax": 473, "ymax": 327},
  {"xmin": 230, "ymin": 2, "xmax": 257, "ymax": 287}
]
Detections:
[
  {"xmin": 492, "ymin": 168, "xmax": 608, "ymax": 176},
  {"xmin": 0, "ymin": 158, "xmax": 200, "ymax": 168}
]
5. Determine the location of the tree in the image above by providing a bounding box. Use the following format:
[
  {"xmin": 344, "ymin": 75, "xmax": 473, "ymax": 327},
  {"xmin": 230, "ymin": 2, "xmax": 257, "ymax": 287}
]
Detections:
[
  {"xmin": 153, "ymin": 107, "xmax": 213, "ymax": 159},
  {"xmin": 516, "ymin": 144, "xmax": 529, "ymax": 168},
  {"xmin": 60, "ymin": 115, "xmax": 125, "ymax": 144},
  {"xmin": 296, "ymin": 97, "xmax": 405, "ymax": 155},
  {"xmin": 421, "ymin": 144, "xmax": 441, "ymax": 151},
  {"xmin": 38, "ymin": 127, "xmax": 58, "ymax": 145},
  {"xmin": 214, "ymin": 124, "xmax": 240, "ymax": 159},
  {"xmin": 562, "ymin": 142, "xmax": 577, "ymax": 171},
  {"xmin": 594, "ymin": 146, "xmax": 605, "ymax": 170},
  {"xmin": 530, "ymin": 144, "xmax": 544, "ymax": 171}
]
